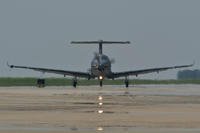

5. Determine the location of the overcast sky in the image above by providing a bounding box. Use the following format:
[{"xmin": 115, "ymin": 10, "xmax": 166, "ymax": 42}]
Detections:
[{"xmin": 0, "ymin": 0, "xmax": 199, "ymax": 79}]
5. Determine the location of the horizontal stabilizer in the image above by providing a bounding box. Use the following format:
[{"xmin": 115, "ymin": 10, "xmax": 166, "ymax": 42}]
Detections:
[
  {"xmin": 71, "ymin": 40, "xmax": 130, "ymax": 54},
  {"xmin": 71, "ymin": 40, "xmax": 130, "ymax": 44}
]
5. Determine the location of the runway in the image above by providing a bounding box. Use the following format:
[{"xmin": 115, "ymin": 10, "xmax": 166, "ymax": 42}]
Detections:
[{"xmin": 0, "ymin": 85, "xmax": 200, "ymax": 133}]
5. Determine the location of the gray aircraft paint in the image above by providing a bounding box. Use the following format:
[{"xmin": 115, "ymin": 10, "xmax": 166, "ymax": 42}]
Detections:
[{"xmin": 8, "ymin": 40, "xmax": 193, "ymax": 87}]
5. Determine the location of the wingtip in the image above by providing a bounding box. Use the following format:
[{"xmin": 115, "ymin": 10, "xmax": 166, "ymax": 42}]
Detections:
[
  {"xmin": 6, "ymin": 62, "xmax": 14, "ymax": 68},
  {"xmin": 191, "ymin": 60, "xmax": 195, "ymax": 66},
  {"xmin": 6, "ymin": 62, "xmax": 10, "ymax": 67}
]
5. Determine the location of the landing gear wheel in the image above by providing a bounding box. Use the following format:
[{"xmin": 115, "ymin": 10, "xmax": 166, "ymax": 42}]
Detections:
[
  {"xmin": 100, "ymin": 80, "xmax": 103, "ymax": 87},
  {"xmin": 125, "ymin": 79, "xmax": 129, "ymax": 88},
  {"xmin": 37, "ymin": 78, "xmax": 45, "ymax": 88},
  {"xmin": 73, "ymin": 79, "xmax": 77, "ymax": 88}
]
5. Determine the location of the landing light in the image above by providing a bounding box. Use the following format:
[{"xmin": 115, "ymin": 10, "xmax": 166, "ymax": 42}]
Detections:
[{"xmin": 99, "ymin": 76, "xmax": 103, "ymax": 80}]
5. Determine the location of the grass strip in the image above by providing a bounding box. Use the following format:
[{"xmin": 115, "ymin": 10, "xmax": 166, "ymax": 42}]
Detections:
[{"xmin": 0, "ymin": 78, "xmax": 199, "ymax": 87}]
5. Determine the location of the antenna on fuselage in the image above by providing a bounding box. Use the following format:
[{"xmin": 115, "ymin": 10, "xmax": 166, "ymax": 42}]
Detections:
[{"xmin": 71, "ymin": 40, "xmax": 130, "ymax": 54}]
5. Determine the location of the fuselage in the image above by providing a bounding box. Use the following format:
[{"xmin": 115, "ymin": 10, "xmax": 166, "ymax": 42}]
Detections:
[{"xmin": 90, "ymin": 54, "xmax": 113, "ymax": 79}]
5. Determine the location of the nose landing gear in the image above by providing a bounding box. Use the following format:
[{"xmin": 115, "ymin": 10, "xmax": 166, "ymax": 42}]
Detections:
[
  {"xmin": 100, "ymin": 80, "xmax": 103, "ymax": 87},
  {"xmin": 99, "ymin": 76, "xmax": 103, "ymax": 87}
]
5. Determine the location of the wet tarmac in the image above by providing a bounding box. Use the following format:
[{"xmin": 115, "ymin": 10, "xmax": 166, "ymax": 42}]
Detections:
[{"xmin": 0, "ymin": 85, "xmax": 199, "ymax": 133}]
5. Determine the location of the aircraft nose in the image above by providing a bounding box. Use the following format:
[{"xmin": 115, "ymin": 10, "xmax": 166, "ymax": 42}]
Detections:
[{"xmin": 98, "ymin": 64, "xmax": 104, "ymax": 72}]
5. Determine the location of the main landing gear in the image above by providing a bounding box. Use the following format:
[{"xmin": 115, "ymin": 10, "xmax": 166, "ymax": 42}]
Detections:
[
  {"xmin": 72, "ymin": 78, "xmax": 77, "ymax": 88},
  {"xmin": 37, "ymin": 78, "xmax": 45, "ymax": 88},
  {"xmin": 125, "ymin": 77, "xmax": 129, "ymax": 88}
]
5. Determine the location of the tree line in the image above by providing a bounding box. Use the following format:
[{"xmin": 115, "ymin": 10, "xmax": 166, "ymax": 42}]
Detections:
[{"xmin": 177, "ymin": 70, "xmax": 200, "ymax": 79}]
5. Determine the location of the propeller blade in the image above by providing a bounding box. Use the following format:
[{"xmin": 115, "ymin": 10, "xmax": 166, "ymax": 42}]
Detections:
[
  {"xmin": 94, "ymin": 52, "xmax": 98, "ymax": 58},
  {"xmin": 110, "ymin": 58, "xmax": 115, "ymax": 64}
]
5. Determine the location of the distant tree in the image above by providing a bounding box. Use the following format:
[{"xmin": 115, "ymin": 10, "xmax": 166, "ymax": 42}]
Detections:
[{"xmin": 177, "ymin": 70, "xmax": 200, "ymax": 79}]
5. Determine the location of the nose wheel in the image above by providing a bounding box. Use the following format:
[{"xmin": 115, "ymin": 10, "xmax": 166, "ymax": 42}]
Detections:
[{"xmin": 100, "ymin": 80, "xmax": 103, "ymax": 87}]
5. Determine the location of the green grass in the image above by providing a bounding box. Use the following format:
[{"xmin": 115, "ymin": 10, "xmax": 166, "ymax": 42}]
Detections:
[{"xmin": 0, "ymin": 77, "xmax": 200, "ymax": 87}]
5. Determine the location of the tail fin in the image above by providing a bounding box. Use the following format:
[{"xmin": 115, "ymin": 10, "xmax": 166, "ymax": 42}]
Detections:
[{"xmin": 71, "ymin": 40, "xmax": 130, "ymax": 54}]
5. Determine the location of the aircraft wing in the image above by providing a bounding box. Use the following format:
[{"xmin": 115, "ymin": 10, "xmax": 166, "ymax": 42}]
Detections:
[
  {"xmin": 113, "ymin": 63, "xmax": 194, "ymax": 78},
  {"xmin": 8, "ymin": 64, "xmax": 91, "ymax": 78}
]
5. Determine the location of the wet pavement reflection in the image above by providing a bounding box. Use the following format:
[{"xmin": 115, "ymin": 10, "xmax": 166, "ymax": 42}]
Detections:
[
  {"xmin": 96, "ymin": 90, "xmax": 104, "ymax": 131},
  {"xmin": 97, "ymin": 95, "xmax": 103, "ymax": 113},
  {"xmin": 95, "ymin": 88, "xmax": 132, "ymax": 132},
  {"xmin": 97, "ymin": 126, "xmax": 104, "ymax": 131},
  {"xmin": 1, "ymin": 86, "xmax": 200, "ymax": 132}
]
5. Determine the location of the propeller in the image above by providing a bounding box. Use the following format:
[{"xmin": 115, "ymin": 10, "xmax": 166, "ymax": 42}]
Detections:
[
  {"xmin": 93, "ymin": 52, "xmax": 99, "ymax": 59},
  {"xmin": 110, "ymin": 58, "xmax": 115, "ymax": 64}
]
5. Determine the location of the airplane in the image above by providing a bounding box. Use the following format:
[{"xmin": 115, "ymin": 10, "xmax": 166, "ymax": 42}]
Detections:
[{"xmin": 8, "ymin": 40, "xmax": 194, "ymax": 88}]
